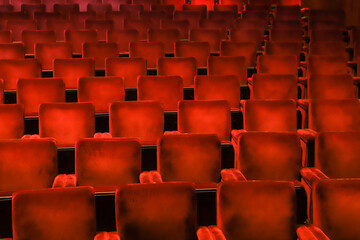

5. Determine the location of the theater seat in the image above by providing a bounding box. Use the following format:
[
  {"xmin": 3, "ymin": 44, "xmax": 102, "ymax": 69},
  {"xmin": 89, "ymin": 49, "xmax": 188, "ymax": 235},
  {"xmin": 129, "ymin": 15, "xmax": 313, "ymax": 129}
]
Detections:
[
  {"xmin": 110, "ymin": 101, "xmax": 164, "ymax": 145},
  {"xmin": 107, "ymin": 29, "xmax": 140, "ymax": 53},
  {"xmin": 308, "ymin": 55, "xmax": 349, "ymax": 75},
  {"xmin": 65, "ymin": 30, "xmax": 98, "ymax": 55},
  {"xmin": 6, "ymin": 19, "xmax": 36, "ymax": 41},
  {"xmin": 22, "ymin": 30, "xmax": 56, "ymax": 55},
  {"xmin": 129, "ymin": 42, "xmax": 165, "ymax": 69},
  {"xmin": 0, "ymin": 104, "xmax": 23, "ymax": 139},
  {"xmin": 148, "ymin": 29, "xmax": 180, "ymax": 53},
  {"xmin": 124, "ymin": 19, "xmax": 152, "ymax": 40},
  {"xmin": 0, "ymin": 43, "xmax": 24, "ymax": 59},
  {"xmin": 105, "ymin": 11, "xmax": 130, "ymax": 30},
  {"xmin": 190, "ymin": 29, "xmax": 222, "ymax": 52},
  {"xmin": 39, "ymin": 103, "xmax": 95, "ymax": 148},
  {"xmin": 207, "ymin": 56, "xmax": 247, "ymax": 85},
  {"xmin": 83, "ymin": 42, "xmax": 118, "ymax": 70},
  {"xmin": 12, "ymin": 187, "xmax": 96, "ymax": 240},
  {"xmin": 35, "ymin": 43, "xmax": 72, "ymax": 71},
  {"xmin": 257, "ymin": 55, "xmax": 298, "ymax": 76},
  {"xmin": 161, "ymin": 19, "xmax": 190, "ymax": 39},
  {"xmin": 175, "ymin": 41, "xmax": 210, "ymax": 68},
  {"xmin": 220, "ymin": 41, "xmax": 258, "ymax": 68},
  {"xmin": 85, "ymin": 19, "xmax": 114, "ymax": 41}
]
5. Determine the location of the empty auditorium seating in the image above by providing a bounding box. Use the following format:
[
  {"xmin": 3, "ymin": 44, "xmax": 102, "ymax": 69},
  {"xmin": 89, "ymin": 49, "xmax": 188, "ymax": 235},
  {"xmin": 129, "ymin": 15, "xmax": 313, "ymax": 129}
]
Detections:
[
  {"xmin": 175, "ymin": 41, "xmax": 210, "ymax": 68},
  {"xmin": 161, "ymin": 19, "xmax": 190, "ymax": 39},
  {"xmin": 124, "ymin": 19, "xmax": 152, "ymax": 40},
  {"xmin": 195, "ymin": 75, "xmax": 241, "ymax": 109},
  {"xmin": 151, "ymin": 4, "xmax": 175, "ymax": 18},
  {"xmin": 53, "ymin": 58, "xmax": 95, "ymax": 89},
  {"xmin": 12, "ymin": 187, "xmax": 96, "ymax": 239},
  {"xmin": 207, "ymin": 56, "xmax": 247, "ymax": 85},
  {"xmin": 87, "ymin": 3, "xmax": 112, "ymax": 19},
  {"xmin": 119, "ymin": 4, "xmax": 144, "ymax": 19},
  {"xmin": 265, "ymin": 41, "xmax": 303, "ymax": 62},
  {"xmin": 69, "ymin": 11, "xmax": 96, "ymax": 29},
  {"xmin": 107, "ymin": 29, "xmax": 140, "ymax": 53},
  {"xmin": 162, "ymin": 0, "xmax": 184, "ymax": 11},
  {"xmin": 0, "ymin": 43, "xmax": 24, "ymax": 59},
  {"xmin": 178, "ymin": 100, "xmax": 231, "ymax": 141},
  {"xmin": 191, "ymin": 0, "xmax": 214, "ymax": 11},
  {"xmin": 220, "ymin": 41, "xmax": 258, "ymax": 68},
  {"xmin": 0, "ymin": 31, "xmax": 11, "ymax": 43},
  {"xmin": 148, "ymin": 29, "xmax": 180, "ymax": 53},
  {"xmin": 78, "ymin": 76, "xmax": 125, "ymax": 114},
  {"xmin": 133, "ymin": 0, "xmax": 160, "ymax": 11},
  {"xmin": 105, "ymin": 11, "xmax": 129, "ymax": 29},
  {"xmin": 110, "ymin": 101, "xmax": 164, "ymax": 145},
  {"xmin": 190, "ymin": 29, "xmax": 222, "ymax": 52},
  {"xmin": 21, "ymin": 4, "xmax": 46, "ymax": 18},
  {"xmin": 219, "ymin": 0, "xmax": 243, "ymax": 11},
  {"xmin": 157, "ymin": 57, "xmax": 197, "ymax": 87},
  {"xmin": 35, "ymin": 43, "xmax": 72, "ymax": 71},
  {"xmin": 174, "ymin": 10, "xmax": 201, "ymax": 29},
  {"xmin": 53, "ymin": 3, "xmax": 79, "ymax": 18},
  {"xmin": 75, "ymin": 138, "xmax": 141, "ymax": 188},
  {"xmin": 17, "ymin": 78, "xmax": 65, "ymax": 116},
  {"xmin": 85, "ymin": 19, "xmax": 114, "ymax": 41},
  {"xmin": 230, "ymin": 29, "xmax": 263, "ymax": 50},
  {"xmin": 103, "ymin": 0, "xmax": 130, "ymax": 11},
  {"xmin": 46, "ymin": 19, "xmax": 75, "ymax": 42},
  {"xmin": 7, "ymin": 19, "xmax": 37, "ymax": 42},
  {"xmin": 257, "ymin": 55, "xmax": 299, "ymax": 76},
  {"xmin": 270, "ymin": 29, "xmax": 304, "ymax": 43},
  {"xmin": 22, "ymin": 30, "xmax": 56, "ymax": 55},
  {"xmin": 106, "ymin": 57, "xmax": 146, "ymax": 88},
  {"xmin": 309, "ymin": 41, "xmax": 348, "ymax": 59},
  {"xmin": 65, "ymin": 30, "xmax": 98, "ymax": 55},
  {"xmin": 308, "ymin": 55, "xmax": 349, "ymax": 75},
  {"xmin": 39, "ymin": 103, "xmax": 95, "ymax": 148},
  {"xmin": 129, "ymin": 42, "xmax": 165, "ymax": 69},
  {"xmin": 0, "ymin": 138, "xmax": 57, "ymax": 193},
  {"xmin": 140, "ymin": 11, "xmax": 167, "ymax": 28},
  {"xmin": 83, "ymin": 42, "xmax": 118, "ymax": 69},
  {"xmin": 309, "ymin": 29, "xmax": 344, "ymax": 42},
  {"xmin": 68, "ymin": 0, "xmax": 97, "ymax": 11},
  {"xmin": 138, "ymin": 75, "xmax": 183, "ymax": 111}
]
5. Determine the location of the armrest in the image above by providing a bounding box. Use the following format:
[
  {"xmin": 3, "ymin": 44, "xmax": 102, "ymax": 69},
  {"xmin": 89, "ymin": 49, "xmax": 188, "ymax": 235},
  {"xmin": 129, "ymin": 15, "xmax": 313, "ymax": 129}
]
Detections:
[
  {"xmin": 221, "ymin": 169, "xmax": 246, "ymax": 182},
  {"xmin": 164, "ymin": 131, "xmax": 180, "ymax": 135},
  {"xmin": 297, "ymin": 129, "xmax": 317, "ymax": 143},
  {"xmin": 139, "ymin": 171, "xmax": 163, "ymax": 184},
  {"xmin": 52, "ymin": 174, "xmax": 77, "ymax": 188},
  {"xmin": 300, "ymin": 168, "xmax": 329, "ymax": 189},
  {"xmin": 297, "ymin": 99, "xmax": 309, "ymax": 111},
  {"xmin": 94, "ymin": 232, "xmax": 120, "ymax": 240},
  {"xmin": 197, "ymin": 226, "xmax": 226, "ymax": 240},
  {"xmin": 21, "ymin": 134, "xmax": 40, "ymax": 139},
  {"xmin": 94, "ymin": 132, "xmax": 112, "ymax": 138},
  {"xmin": 297, "ymin": 225, "xmax": 330, "ymax": 240},
  {"xmin": 247, "ymin": 77, "xmax": 253, "ymax": 85},
  {"xmin": 298, "ymin": 77, "xmax": 307, "ymax": 86}
]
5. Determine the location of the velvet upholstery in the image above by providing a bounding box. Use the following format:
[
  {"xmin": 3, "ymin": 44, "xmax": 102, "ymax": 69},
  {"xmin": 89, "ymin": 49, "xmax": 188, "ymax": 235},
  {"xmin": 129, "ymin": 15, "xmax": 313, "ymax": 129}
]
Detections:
[
  {"xmin": 190, "ymin": 29, "xmax": 222, "ymax": 52},
  {"xmin": 218, "ymin": 181, "xmax": 297, "ymax": 240},
  {"xmin": 230, "ymin": 29, "xmax": 263, "ymax": 50},
  {"xmin": 124, "ymin": 19, "xmax": 152, "ymax": 40},
  {"xmin": 87, "ymin": 3, "xmax": 112, "ymax": 19},
  {"xmin": 0, "ymin": 43, "xmax": 24, "ymax": 59},
  {"xmin": 174, "ymin": 10, "xmax": 201, "ymax": 29},
  {"xmin": 0, "ymin": 104, "xmax": 24, "ymax": 139},
  {"xmin": 308, "ymin": 55, "xmax": 348, "ymax": 75},
  {"xmin": 129, "ymin": 42, "xmax": 165, "ymax": 69},
  {"xmin": 65, "ymin": 30, "xmax": 98, "ymax": 55},
  {"xmin": 270, "ymin": 29, "xmax": 303, "ymax": 43},
  {"xmin": 6, "ymin": 20, "xmax": 37, "ymax": 41},
  {"xmin": 115, "ymin": 182, "xmax": 196, "ymax": 240},
  {"xmin": 175, "ymin": 41, "xmax": 210, "ymax": 68},
  {"xmin": 83, "ymin": 42, "xmax": 118, "ymax": 69},
  {"xmin": 85, "ymin": 19, "xmax": 114, "ymax": 41},
  {"xmin": 220, "ymin": 41, "xmax": 259, "ymax": 68},
  {"xmin": 107, "ymin": 29, "xmax": 140, "ymax": 53},
  {"xmin": 158, "ymin": 57, "xmax": 197, "ymax": 87},
  {"xmin": 309, "ymin": 41, "xmax": 348, "ymax": 58},
  {"xmin": 17, "ymin": 77, "xmax": 66, "ymax": 116},
  {"xmin": 207, "ymin": 56, "xmax": 247, "ymax": 85},
  {"xmin": 158, "ymin": 134, "xmax": 221, "ymax": 183},
  {"xmin": 39, "ymin": 103, "xmax": 95, "ymax": 148},
  {"xmin": 78, "ymin": 76, "xmax": 125, "ymax": 114},
  {"xmin": 76, "ymin": 138, "xmax": 141, "ymax": 187},
  {"xmin": 265, "ymin": 41, "xmax": 302, "ymax": 62},
  {"xmin": 35, "ymin": 42, "xmax": 72, "ymax": 70},
  {"xmin": 178, "ymin": 100, "xmax": 231, "ymax": 141},
  {"xmin": 53, "ymin": 3, "xmax": 79, "ymax": 17},
  {"xmin": 161, "ymin": 19, "xmax": 189, "ymax": 39},
  {"xmin": 53, "ymin": 58, "xmax": 95, "ymax": 89},
  {"xmin": 257, "ymin": 55, "xmax": 298, "ymax": 76},
  {"xmin": 110, "ymin": 101, "xmax": 164, "ymax": 145},
  {"xmin": 119, "ymin": 4, "xmax": 144, "ymax": 18},
  {"xmin": 46, "ymin": 19, "xmax": 76, "ymax": 41},
  {"xmin": 12, "ymin": 187, "xmax": 96, "ymax": 240},
  {"xmin": 148, "ymin": 29, "xmax": 180, "ymax": 53}
]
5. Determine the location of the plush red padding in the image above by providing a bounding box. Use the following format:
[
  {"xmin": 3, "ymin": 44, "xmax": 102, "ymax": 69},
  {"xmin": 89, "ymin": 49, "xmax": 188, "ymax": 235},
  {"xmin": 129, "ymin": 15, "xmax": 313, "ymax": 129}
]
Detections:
[
  {"xmin": 251, "ymin": 74, "xmax": 298, "ymax": 100},
  {"xmin": 309, "ymin": 99, "xmax": 360, "ymax": 132},
  {"xmin": 139, "ymin": 171, "xmax": 163, "ymax": 183},
  {"xmin": 0, "ymin": 43, "xmax": 24, "ymax": 59},
  {"xmin": 161, "ymin": 19, "xmax": 190, "ymax": 39},
  {"xmin": 107, "ymin": 29, "xmax": 139, "ymax": 53},
  {"xmin": 21, "ymin": 3, "xmax": 45, "ymax": 16},
  {"xmin": 21, "ymin": 30, "xmax": 56, "ymax": 55},
  {"xmin": 300, "ymin": 168, "xmax": 329, "ymax": 188},
  {"xmin": 190, "ymin": 29, "xmax": 222, "ymax": 52},
  {"xmin": 175, "ymin": 41, "xmax": 210, "ymax": 68},
  {"xmin": 124, "ymin": 19, "xmax": 152, "ymax": 40},
  {"xmin": 313, "ymin": 179, "xmax": 360, "ymax": 239},
  {"xmin": 194, "ymin": 75, "xmax": 240, "ymax": 109},
  {"xmin": 307, "ymin": 74, "xmax": 355, "ymax": 100},
  {"xmin": 83, "ymin": 42, "xmax": 118, "ymax": 69},
  {"xmin": 309, "ymin": 41, "xmax": 347, "ymax": 58},
  {"xmin": 148, "ymin": 29, "xmax": 180, "ymax": 53},
  {"xmin": 218, "ymin": 0, "xmax": 242, "ymax": 10},
  {"xmin": 198, "ymin": 19, "xmax": 228, "ymax": 38},
  {"xmin": 53, "ymin": 58, "xmax": 95, "ymax": 89},
  {"xmin": 116, "ymin": 182, "xmax": 196, "ymax": 240},
  {"xmin": 0, "ymin": 31, "xmax": 11, "ymax": 43},
  {"xmin": 0, "ymin": 138, "xmax": 57, "ymax": 192},
  {"xmin": 12, "ymin": 187, "xmax": 96, "ymax": 240},
  {"xmin": 7, "ymin": 20, "xmax": 37, "ymax": 42},
  {"xmin": 174, "ymin": 10, "xmax": 201, "ymax": 29},
  {"xmin": 158, "ymin": 134, "xmax": 221, "ymax": 183},
  {"xmin": 17, "ymin": 77, "xmax": 65, "ymax": 117},
  {"xmin": 197, "ymin": 226, "xmax": 227, "ymax": 240},
  {"xmin": 39, "ymin": 103, "xmax": 95, "ymax": 148},
  {"xmin": 95, "ymin": 232, "xmax": 120, "ymax": 240},
  {"xmin": 218, "ymin": 181, "xmax": 296, "ymax": 240},
  {"xmin": 265, "ymin": 42, "xmax": 302, "ymax": 62},
  {"xmin": 52, "ymin": 174, "xmax": 77, "ymax": 188},
  {"xmin": 297, "ymin": 226, "xmax": 330, "ymax": 240},
  {"xmin": 87, "ymin": 3, "xmax": 112, "ymax": 19},
  {"xmin": 110, "ymin": 101, "xmax": 164, "ymax": 145},
  {"xmin": 78, "ymin": 76, "xmax": 125, "ymax": 114},
  {"xmin": 0, "ymin": 104, "xmax": 24, "ymax": 139},
  {"xmin": 308, "ymin": 55, "xmax": 348, "ymax": 75},
  {"xmin": 243, "ymin": 100, "xmax": 297, "ymax": 132},
  {"xmin": 21, "ymin": 134, "xmax": 40, "ymax": 139},
  {"xmin": 0, "ymin": 78, "xmax": 4, "ymax": 104},
  {"xmin": 35, "ymin": 43, "xmax": 72, "ymax": 70},
  {"xmin": 53, "ymin": 3, "xmax": 79, "ymax": 18},
  {"xmin": 0, "ymin": 59, "xmax": 41, "ymax": 90},
  {"xmin": 151, "ymin": 5, "xmax": 175, "ymax": 18},
  {"xmin": 257, "ymin": 55, "xmax": 298, "ymax": 76},
  {"xmin": 119, "ymin": 4, "xmax": 144, "ymax": 18},
  {"xmin": 221, "ymin": 169, "xmax": 246, "ymax": 181},
  {"xmin": 220, "ymin": 41, "xmax": 258, "ymax": 68},
  {"xmin": 65, "ymin": 30, "xmax": 98, "ymax": 55},
  {"xmin": 138, "ymin": 76, "xmax": 183, "ymax": 111},
  {"xmin": 85, "ymin": 19, "xmax": 113, "ymax": 41},
  {"xmin": 207, "ymin": 56, "xmax": 247, "ymax": 85},
  {"xmin": 178, "ymin": 100, "xmax": 231, "ymax": 141},
  {"xmin": 94, "ymin": 132, "xmax": 112, "ymax": 138},
  {"xmin": 158, "ymin": 57, "xmax": 197, "ymax": 87},
  {"xmin": 76, "ymin": 138, "xmax": 141, "ymax": 187},
  {"xmin": 163, "ymin": 0, "xmax": 183, "ymax": 10},
  {"xmin": 129, "ymin": 42, "xmax": 165, "ymax": 69},
  {"xmin": 46, "ymin": 19, "xmax": 76, "ymax": 42}
]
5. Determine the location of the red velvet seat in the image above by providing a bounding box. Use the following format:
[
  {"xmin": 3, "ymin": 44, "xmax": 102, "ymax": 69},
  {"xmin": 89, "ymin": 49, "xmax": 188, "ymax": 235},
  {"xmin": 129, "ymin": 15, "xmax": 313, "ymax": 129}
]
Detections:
[
  {"xmin": 17, "ymin": 78, "xmax": 65, "ymax": 117},
  {"xmin": 39, "ymin": 103, "xmax": 95, "ymax": 148},
  {"xmin": 110, "ymin": 101, "xmax": 164, "ymax": 145},
  {"xmin": 140, "ymin": 11, "xmax": 167, "ymax": 28},
  {"xmin": 133, "ymin": 0, "xmax": 160, "ymax": 11},
  {"xmin": 119, "ymin": 4, "xmax": 144, "ymax": 18},
  {"xmin": 271, "ymin": 20, "xmax": 303, "ymax": 32},
  {"xmin": 174, "ymin": 10, "xmax": 201, "ymax": 29},
  {"xmin": 12, "ymin": 187, "xmax": 96, "ymax": 240},
  {"xmin": 21, "ymin": 3, "xmax": 45, "ymax": 18},
  {"xmin": 250, "ymin": 74, "xmax": 298, "ymax": 100},
  {"xmin": 76, "ymin": 138, "xmax": 141, "ymax": 188},
  {"xmin": 195, "ymin": 75, "xmax": 241, "ymax": 109},
  {"xmin": 175, "ymin": 41, "xmax": 210, "ymax": 68},
  {"xmin": 10, "ymin": 0, "xmax": 40, "ymax": 11},
  {"xmin": 103, "ymin": 0, "xmax": 130, "ymax": 11},
  {"xmin": 53, "ymin": 58, "xmax": 95, "ymax": 89},
  {"xmin": 0, "ymin": 4, "xmax": 14, "ymax": 12},
  {"xmin": 69, "ymin": 11, "xmax": 96, "ymax": 29},
  {"xmin": 162, "ymin": 0, "xmax": 184, "ymax": 10},
  {"xmin": 265, "ymin": 41, "xmax": 302, "ymax": 62},
  {"xmin": 0, "ymin": 104, "xmax": 24, "ymax": 139},
  {"xmin": 115, "ymin": 182, "xmax": 196, "ymax": 240},
  {"xmin": 257, "ymin": 55, "xmax": 298, "ymax": 76},
  {"xmin": 309, "ymin": 10, "xmax": 345, "ymax": 27},
  {"xmin": 207, "ymin": 56, "xmax": 247, "ymax": 85},
  {"xmin": 34, "ymin": 12, "xmax": 62, "ymax": 30},
  {"xmin": 198, "ymin": 18, "xmax": 229, "ymax": 38},
  {"xmin": 310, "ymin": 29, "xmax": 344, "ymax": 42},
  {"xmin": 148, "ymin": 29, "xmax": 180, "ymax": 53},
  {"xmin": 85, "ymin": 19, "xmax": 114, "ymax": 41},
  {"xmin": 191, "ymin": 0, "xmax": 214, "ymax": 10},
  {"xmin": 309, "ymin": 41, "xmax": 348, "ymax": 59},
  {"xmin": 22, "ymin": 30, "xmax": 56, "ymax": 55},
  {"xmin": 35, "ymin": 42, "xmax": 72, "ymax": 71},
  {"xmin": 208, "ymin": 11, "xmax": 236, "ymax": 27},
  {"xmin": 178, "ymin": 100, "xmax": 231, "ymax": 141},
  {"xmin": 65, "ymin": 30, "xmax": 98, "ymax": 55},
  {"xmin": 124, "ymin": 19, "xmax": 151, "ymax": 40},
  {"xmin": 53, "ymin": 3, "xmax": 79, "ymax": 19},
  {"xmin": 87, "ymin": 3, "xmax": 112, "ymax": 19},
  {"xmin": 230, "ymin": 28, "xmax": 263, "ymax": 50},
  {"xmin": 129, "ymin": 42, "xmax": 165, "ymax": 69},
  {"xmin": 46, "ymin": 19, "xmax": 75, "ymax": 42},
  {"xmin": 138, "ymin": 75, "xmax": 183, "ymax": 111},
  {"xmin": 151, "ymin": 4, "xmax": 175, "ymax": 19},
  {"xmin": 0, "ymin": 43, "xmax": 24, "ymax": 59},
  {"xmin": 106, "ymin": 57, "xmax": 146, "ymax": 88},
  {"xmin": 0, "ymin": 138, "xmax": 57, "ymax": 192},
  {"xmin": 83, "ymin": 42, "xmax": 118, "ymax": 69},
  {"xmin": 105, "ymin": 11, "xmax": 129, "ymax": 29},
  {"xmin": 220, "ymin": 41, "xmax": 258, "ymax": 68},
  {"xmin": 161, "ymin": 19, "xmax": 189, "ymax": 39},
  {"xmin": 78, "ymin": 76, "xmax": 125, "ymax": 114},
  {"xmin": 0, "ymin": 30, "xmax": 11, "ymax": 43},
  {"xmin": 213, "ymin": 4, "xmax": 238, "ymax": 14},
  {"xmin": 107, "ymin": 29, "xmax": 140, "ymax": 53},
  {"xmin": 6, "ymin": 19, "xmax": 37, "ymax": 41},
  {"xmin": 270, "ymin": 29, "xmax": 304, "ymax": 43},
  {"xmin": 190, "ymin": 29, "xmax": 222, "ymax": 52},
  {"xmin": 68, "ymin": 0, "xmax": 97, "ymax": 11},
  {"xmin": 219, "ymin": 0, "xmax": 243, "ymax": 11},
  {"xmin": 158, "ymin": 57, "xmax": 197, "ymax": 87},
  {"xmin": 0, "ymin": 79, "xmax": 4, "ymax": 103},
  {"xmin": 0, "ymin": 59, "xmax": 41, "ymax": 90},
  {"xmin": 308, "ymin": 55, "xmax": 349, "ymax": 75},
  {"xmin": 182, "ymin": 4, "xmax": 207, "ymax": 18}
]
